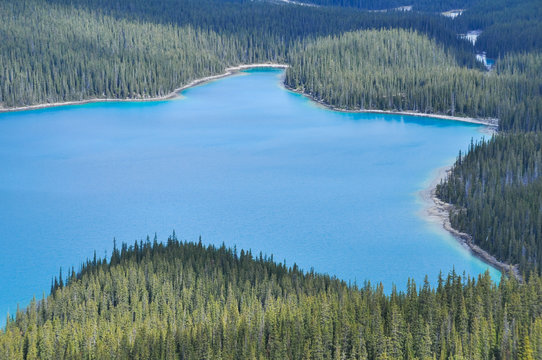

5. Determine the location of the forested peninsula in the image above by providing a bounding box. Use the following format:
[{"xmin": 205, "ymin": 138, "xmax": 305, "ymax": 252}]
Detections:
[
  {"xmin": 284, "ymin": 31, "xmax": 541, "ymax": 132},
  {"xmin": 437, "ymin": 134, "xmax": 542, "ymax": 277},
  {"xmin": 2, "ymin": 238, "xmax": 542, "ymax": 360}
]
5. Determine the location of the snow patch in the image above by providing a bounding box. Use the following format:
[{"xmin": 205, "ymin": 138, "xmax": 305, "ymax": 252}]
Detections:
[{"xmin": 441, "ymin": 9, "xmax": 464, "ymax": 19}]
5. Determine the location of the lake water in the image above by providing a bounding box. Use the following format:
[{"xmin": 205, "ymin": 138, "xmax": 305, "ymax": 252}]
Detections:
[{"xmin": 0, "ymin": 68, "xmax": 499, "ymax": 321}]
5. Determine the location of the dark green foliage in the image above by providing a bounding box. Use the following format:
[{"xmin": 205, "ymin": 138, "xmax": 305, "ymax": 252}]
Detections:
[
  {"xmin": 2, "ymin": 238, "xmax": 542, "ymax": 359},
  {"xmin": 290, "ymin": 0, "xmax": 542, "ymax": 56},
  {"xmin": 285, "ymin": 29, "xmax": 488, "ymax": 116},
  {"xmin": 475, "ymin": 21, "xmax": 542, "ymax": 57},
  {"xmin": 285, "ymin": 29, "xmax": 542, "ymax": 131},
  {"xmin": 0, "ymin": 0, "xmax": 479, "ymax": 108},
  {"xmin": 0, "ymin": 0, "xmax": 248, "ymax": 107},
  {"xmin": 271, "ymin": 0, "xmax": 481, "ymax": 12},
  {"xmin": 457, "ymin": 0, "xmax": 542, "ymax": 56},
  {"xmin": 431, "ymin": 26, "xmax": 542, "ymax": 279},
  {"xmin": 458, "ymin": 0, "xmax": 542, "ymax": 30},
  {"xmin": 437, "ymin": 134, "xmax": 542, "ymax": 275},
  {"xmin": 493, "ymin": 52, "xmax": 542, "ymax": 132}
]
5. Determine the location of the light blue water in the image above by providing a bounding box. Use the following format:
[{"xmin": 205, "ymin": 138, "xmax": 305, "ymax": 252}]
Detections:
[{"xmin": 0, "ymin": 68, "xmax": 499, "ymax": 321}]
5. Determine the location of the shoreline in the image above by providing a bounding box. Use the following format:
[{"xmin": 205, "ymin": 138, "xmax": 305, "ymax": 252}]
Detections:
[
  {"xmin": 283, "ymin": 85, "xmax": 499, "ymax": 128},
  {"xmin": 0, "ymin": 62, "xmax": 518, "ymax": 280},
  {"xmin": 286, "ymin": 84, "xmax": 510, "ymax": 277},
  {"xmin": 421, "ymin": 166, "xmax": 522, "ymax": 281},
  {"xmin": 0, "ymin": 63, "xmax": 288, "ymax": 113},
  {"xmin": 2, "ymin": 62, "xmax": 509, "ymax": 277},
  {"xmin": 3, "ymin": 65, "xmax": 498, "ymax": 129}
]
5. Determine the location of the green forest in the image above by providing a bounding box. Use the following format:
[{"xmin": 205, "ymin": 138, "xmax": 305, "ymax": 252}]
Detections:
[
  {"xmin": 289, "ymin": 0, "xmax": 542, "ymax": 56},
  {"xmin": 284, "ymin": 31, "xmax": 542, "ymax": 131},
  {"xmin": 457, "ymin": 0, "xmax": 542, "ymax": 56},
  {"xmin": 2, "ymin": 0, "xmax": 541, "ymax": 115},
  {"xmin": 2, "ymin": 238, "xmax": 542, "ymax": 360},
  {"xmin": 0, "ymin": 0, "xmax": 479, "ymax": 109},
  {"xmin": 437, "ymin": 134, "xmax": 542, "ymax": 276},
  {"xmin": 2, "ymin": 0, "xmax": 542, "ymax": 357}
]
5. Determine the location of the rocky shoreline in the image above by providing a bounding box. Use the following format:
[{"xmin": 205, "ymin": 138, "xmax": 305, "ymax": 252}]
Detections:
[{"xmin": 422, "ymin": 166, "xmax": 522, "ymax": 281}]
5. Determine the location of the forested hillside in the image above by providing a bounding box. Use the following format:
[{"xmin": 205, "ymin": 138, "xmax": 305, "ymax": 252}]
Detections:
[
  {"xmin": 0, "ymin": 0, "xmax": 478, "ymax": 108},
  {"xmin": 2, "ymin": 0, "xmax": 542, "ymax": 357},
  {"xmin": 285, "ymin": 30, "xmax": 542, "ymax": 131},
  {"xmin": 457, "ymin": 0, "xmax": 542, "ymax": 56},
  {"xmin": 277, "ymin": 0, "xmax": 480, "ymax": 12},
  {"xmin": 2, "ymin": 238, "xmax": 542, "ymax": 360},
  {"xmin": 285, "ymin": 29, "xmax": 488, "ymax": 117},
  {"xmin": 437, "ymin": 134, "xmax": 542, "ymax": 275},
  {"xmin": 285, "ymin": 0, "xmax": 542, "ymax": 56},
  {"xmin": 433, "ymin": 54, "xmax": 542, "ymax": 278},
  {"xmin": 492, "ymin": 52, "xmax": 542, "ymax": 132},
  {"xmin": 0, "ymin": 2, "xmax": 243, "ymax": 107}
]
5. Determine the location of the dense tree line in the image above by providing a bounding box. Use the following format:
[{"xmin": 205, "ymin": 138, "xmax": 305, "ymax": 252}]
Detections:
[
  {"xmin": 437, "ymin": 134, "xmax": 542, "ymax": 276},
  {"xmin": 475, "ymin": 22, "xmax": 542, "ymax": 58},
  {"xmin": 285, "ymin": 29, "xmax": 486, "ymax": 116},
  {"xmin": 457, "ymin": 0, "xmax": 541, "ymax": 31},
  {"xmin": 456, "ymin": 0, "xmax": 542, "ymax": 56},
  {"xmin": 271, "ymin": 0, "xmax": 480, "ymax": 12},
  {"xmin": 0, "ymin": 0, "xmax": 257, "ymax": 107},
  {"xmin": 493, "ymin": 52, "xmax": 542, "ymax": 132},
  {"xmin": 0, "ymin": 0, "xmax": 480, "ymax": 108},
  {"xmin": 285, "ymin": 30, "xmax": 542, "ymax": 131},
  {"xmin": 2, "ymin": 238, "xmax": 542, "ymax": 359},
  {"xmin": 433, "ymin": 53, "xmax": 542, "ymax": 279},
  {"xmin": 280, "ymin": 0, "xmax": 542, "ymax": 57}
]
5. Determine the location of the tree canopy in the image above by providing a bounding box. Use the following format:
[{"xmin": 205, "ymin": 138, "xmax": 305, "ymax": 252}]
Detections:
[{"xmin": 2, "ymin": 238, "xmax": 542, "ymax": 360}]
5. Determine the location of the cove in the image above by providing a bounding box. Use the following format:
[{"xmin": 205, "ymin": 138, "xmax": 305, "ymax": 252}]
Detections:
[{"xmin": 0, "ymin": 68, "xmax": 500, "ymax": 321}]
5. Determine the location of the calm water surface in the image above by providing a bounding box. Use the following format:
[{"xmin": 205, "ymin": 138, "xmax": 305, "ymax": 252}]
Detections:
[{"xmin": 0, "ymin": 69, "xmax": 499, "ymax": 320}]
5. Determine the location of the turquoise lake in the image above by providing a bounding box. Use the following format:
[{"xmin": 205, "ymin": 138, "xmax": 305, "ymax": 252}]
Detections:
[{"xmin": 0, "ymin": 68, "xmax": 500, "ymax": 321}]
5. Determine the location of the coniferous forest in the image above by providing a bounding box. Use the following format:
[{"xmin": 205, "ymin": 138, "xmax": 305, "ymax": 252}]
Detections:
[
  {"xmin": 284, "ymin": 32, "xmax": 542, "ymax": 131},
  {"xmin": 2, "ymin": 238, "xmax": 542, "ymax": 360},
  {"xmin": 2, "ymin": 0, "xmax": 542, "ymax": 358},
  {"xmin": 457, "ymin": 0, "xmax": 542, "ymax": 56},
  {"xmin": 0, "ymin": 0, "xmax": 479, "ymax": 109},
  {"xmin": 437, "ymin": 134, "xmax": 542, "ymax": 276}
]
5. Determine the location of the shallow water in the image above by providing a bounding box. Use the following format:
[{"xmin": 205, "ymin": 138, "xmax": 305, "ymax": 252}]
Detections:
[{"xmin": 0, "ymin": 68, "xmax": 499, "ymax": 321}]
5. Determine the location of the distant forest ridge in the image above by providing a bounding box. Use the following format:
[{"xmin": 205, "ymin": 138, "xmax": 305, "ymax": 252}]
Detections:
[
  {"xmin": 260, "ymin": 0, "xmax": 480, "ymax": 12},
  {"xmin": 285, "ymin": 0, "xmax": 542, "ymax": 57},
  {"xmin": 0, "ymin": 0, "xmax": 481, "ymax": 109}
]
